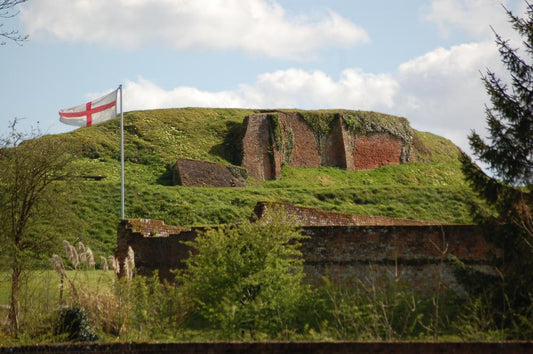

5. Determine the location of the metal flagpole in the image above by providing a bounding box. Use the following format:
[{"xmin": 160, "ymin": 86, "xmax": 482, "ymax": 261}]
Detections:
[{"xmin": 119, "ymin": 84, "xmax": 125, "ymax": 219}]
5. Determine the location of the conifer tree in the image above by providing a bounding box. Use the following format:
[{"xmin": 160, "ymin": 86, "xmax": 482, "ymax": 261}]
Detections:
[
  {"xmin": 468, "ymin": 4, "xmax": 533, "ymax": 188},
  {"xmin": 461, "ymin": 3, "xmax": 533, "ymax": 336},
  {"xmin": 464, "ymin": 3, "xmax": 532, "ymax": 243}
]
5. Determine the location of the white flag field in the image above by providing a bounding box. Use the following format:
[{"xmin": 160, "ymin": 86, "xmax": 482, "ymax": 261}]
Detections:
[{"xmin": 59, "ymin": 89, "xmax": 118, "ymax": 127}]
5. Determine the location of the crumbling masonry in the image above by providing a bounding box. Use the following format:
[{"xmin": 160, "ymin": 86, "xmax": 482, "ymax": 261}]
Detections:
[
  {"xmin": 172, "ymin": 111, "xmax": 415, "ymax": 185},
  {"xmin": 241, "ymin": 112, "xmax": 413, "ymax": 180},
  {"xmin": 116, "ymin": 202, "xmax": 499, "ymax": 295}
]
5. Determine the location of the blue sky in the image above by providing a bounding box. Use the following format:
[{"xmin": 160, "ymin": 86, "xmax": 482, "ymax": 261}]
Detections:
[{"xmin": 0, "ymin": 0, "xmax": 526, "ymax": 156}]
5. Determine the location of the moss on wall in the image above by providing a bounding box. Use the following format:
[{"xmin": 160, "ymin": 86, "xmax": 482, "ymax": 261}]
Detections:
[
  {"xmin": 295, "ymin": 110, "xmax": 414, "ymax": 162},
  {"xmin": 342, "ymin": 111, "xmax": 413, "ymax": 145}
]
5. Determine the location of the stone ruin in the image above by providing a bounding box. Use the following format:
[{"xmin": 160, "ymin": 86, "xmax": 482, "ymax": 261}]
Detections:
[
  {"xmin": 241, "ymin": 111, "xmax": 413, "ymax": 180},
  {"xmin": 172, "ymin": 159, "xmax": 247, "ymax": 187},
  {"xmin": 172, "ymin": 111, "xmax": 415, "ymax": 185}
]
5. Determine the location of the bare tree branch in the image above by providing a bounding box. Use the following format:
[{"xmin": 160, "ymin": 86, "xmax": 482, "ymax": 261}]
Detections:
[{"xmin": 0, "ymin": 0, "xmax": 28, "ymax": 45}]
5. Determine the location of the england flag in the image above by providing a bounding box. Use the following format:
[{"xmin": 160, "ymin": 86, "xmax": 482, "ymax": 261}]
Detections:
[{"xmin": 59, "ymin": 89, "xmax": 118, "ymax": 127}]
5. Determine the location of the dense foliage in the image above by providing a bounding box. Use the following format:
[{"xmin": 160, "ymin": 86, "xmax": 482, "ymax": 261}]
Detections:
[
  {"xmin": 177, "ymin": 212, "xmax": 307, "ymax": 338},
  {"xmin": 2, "ymin": 219, "xmax": 529, "ymax": 344}
]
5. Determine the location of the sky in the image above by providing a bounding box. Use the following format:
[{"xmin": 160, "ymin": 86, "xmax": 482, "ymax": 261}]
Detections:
[{"xmin": 0, "ymin": 0, "xmax": 527, "ymax": 158}]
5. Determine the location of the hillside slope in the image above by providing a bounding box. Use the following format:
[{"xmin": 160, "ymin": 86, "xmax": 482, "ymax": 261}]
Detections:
[{"xmin": 45, "ymin": 108, "xmax": 477, "ymax": 256}]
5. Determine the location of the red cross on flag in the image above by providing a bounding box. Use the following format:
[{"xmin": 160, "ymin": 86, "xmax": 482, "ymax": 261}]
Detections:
[{"xmin": 59, "ymin": 89, "xmax": 118, "ymax": 127}]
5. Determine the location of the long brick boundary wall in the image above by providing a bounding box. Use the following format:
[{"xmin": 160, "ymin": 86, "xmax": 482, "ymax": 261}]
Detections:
[
  {"xmin": 300, "ymin": 224, "xmax": 498, "ymax": 294},
  {"xmin": 2, "ymin": 341, "xmax": 532, "ymax": 353},
  {"xmin": 116, "ymin": 203, "xmax": 499, "ymax": 294}
]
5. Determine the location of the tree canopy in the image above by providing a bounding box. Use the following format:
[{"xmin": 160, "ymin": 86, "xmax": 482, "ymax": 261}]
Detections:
[
  {"xmin": 177, "ymin": 211, "xmax": 308, "ymax": 338},
  {"xmin": 464, "ymin": 3, "xmax": 533, "ymax": 239}
]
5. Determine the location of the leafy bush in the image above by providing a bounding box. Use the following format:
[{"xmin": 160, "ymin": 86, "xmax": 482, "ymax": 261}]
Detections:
[
  {"xmin": 54, "ymin": 306, "xmax": 98, "ymax": 342},
  {"xmin": 178, "ymin": 211, "xmax": 308, "ymax": 338}
]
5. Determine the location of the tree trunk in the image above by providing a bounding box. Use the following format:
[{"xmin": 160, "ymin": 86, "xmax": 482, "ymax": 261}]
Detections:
[{"xmin": 8, "ymin": 255, "xmax": 21, "ymax": 335}]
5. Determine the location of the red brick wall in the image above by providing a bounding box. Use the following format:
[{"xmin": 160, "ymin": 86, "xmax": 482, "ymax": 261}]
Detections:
[
  {"xmin": 322, "ymin": 117, "xmax": 348, "ymax": 168},
  {"xmin": 116, "ymin": 219, "xmax": 196, "ymax": 279},
  {"xmin": 173, "ymin": 159, "xmax": 246, "ymax": 187},
  {"xmin": 117, "ymin": 204, "xmax": 499, "ymax": 294},
  {"xmin": 300, "ymin": 224, "xmax": 498, "ymax": 293},
  {"xmin": 281, "ymin": 112, "xmax": 321, "ymax": 168},
  {"xmin": 241, "ymin": 115, "xmax": 276, "ymax": 180},
  {"xmin": 240, "ymin": 112, "xmax": 410, "ymax": 180},
  {"xmin": 350, "ymin": 133, "xmax": 403, "ymax": 170}
]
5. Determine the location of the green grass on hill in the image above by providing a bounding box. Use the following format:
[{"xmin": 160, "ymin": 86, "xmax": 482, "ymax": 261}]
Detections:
[{"xmin": 32, "ymin": 108, "xmax": 479, "ymax": 257}]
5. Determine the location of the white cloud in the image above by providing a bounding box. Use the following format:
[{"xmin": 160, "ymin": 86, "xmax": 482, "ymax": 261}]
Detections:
[
  {"xmin": 123, "ymin": 68, "xmax": 398, "ymax": 113},
  {"xmin": 120, "ymin": 38, "xmax": 506, "ymax": 155},
  {"xmin": 239, "ymin": 68, "xmax": 398, "ymax": 110},
  {"xmin": 21, "ymin": 0, "xmax": 368, "ymax": 60},
  {"xmin": 124, "ymin": 77, "xmax": 245, "ymax": 110},
  {"xmin": 394, "ymin": 41, "xmax": 501, "ymax": 151},
  {"xmin": 424, "ymin": 0, "xmax": 516, "ymax": 39}
]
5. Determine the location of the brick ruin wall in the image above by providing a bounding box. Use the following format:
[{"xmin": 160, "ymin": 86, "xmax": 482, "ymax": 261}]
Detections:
[
  {"xmin": 348, "ymin": 134, "xmax": 403, "ymax": 170},
  {"xmin": 117, "ymin": 203, "xmax": 499, "ymax": 295},
  {"xmin": 300, "ymin": 224, "xmax": 495, "ymax": 294},
  {"xmin": 240, "ymin": 115, "xmax": 279, "ymax": 181},
  {"xmin": 169, "ymin": 111, "xmax": 411, "ymax": 186},
  {"xmin": 172, "ymin": 159, "xmax": 246, "ymax": 187},
  {"xmin": 116, "ymin": 219, "xmax": 198, "ymax": 279},
  {"xmin": 241, "ymin": 112, "xmax": 410, "ymax": 180},
  {"xmin": 281, "ymin": 112, "xmax": 322, "ymax": 168},
  {"xmin": 323, "ymin": 116, "xmax": 348, "ymax": 169}
]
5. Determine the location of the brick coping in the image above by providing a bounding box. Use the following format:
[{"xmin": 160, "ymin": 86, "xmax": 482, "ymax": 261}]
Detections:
[{"xmin": 1, "ymin": 341, "xmax": 532, "ymax": 353}]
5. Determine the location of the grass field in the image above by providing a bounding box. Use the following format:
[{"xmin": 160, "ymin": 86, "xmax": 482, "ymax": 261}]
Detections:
[{"xmin": 0, "ymin": 270, "xmax": 115, "ymax": 307}]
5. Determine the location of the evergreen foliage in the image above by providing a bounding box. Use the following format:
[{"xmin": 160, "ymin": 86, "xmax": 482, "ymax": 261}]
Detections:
[
  {"xmin": 464, "ymin": 2, "xmax": 533, "ymax": 254},
  {"xmin": 54, "ymin": 307, "xmax": 98, "ymax": 342},
  {"xmin": 461, "ymin": 3, "xmax": 533, "ymax": 336},
  {"xmin": 469, "ymin": 6, "xmax": 533, "ymax": 187}
]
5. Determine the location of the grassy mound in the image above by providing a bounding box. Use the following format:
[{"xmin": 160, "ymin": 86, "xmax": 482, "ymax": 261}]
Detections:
[{"xmin": 42, "ymin": 108, "xmax": 476, "ymax": 257}]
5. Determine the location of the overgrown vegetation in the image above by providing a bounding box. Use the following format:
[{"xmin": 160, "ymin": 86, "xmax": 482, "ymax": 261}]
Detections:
[
  {"xmin": 177, "ymin": 211, "xmax": 307, "ymax": 338},
  {"xmin": 2, "ymin": 218, "xmax": 531, "ymax": 344}
]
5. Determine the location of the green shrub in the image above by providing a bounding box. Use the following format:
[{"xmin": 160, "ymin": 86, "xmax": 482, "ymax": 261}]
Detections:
[
  {"xmin": 54, "ymin": 306, "xmax": 98, "ymax": 342},
  {"xmin": 178, "ymin": 211, "xmax": 308, "ymax": 338}
]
